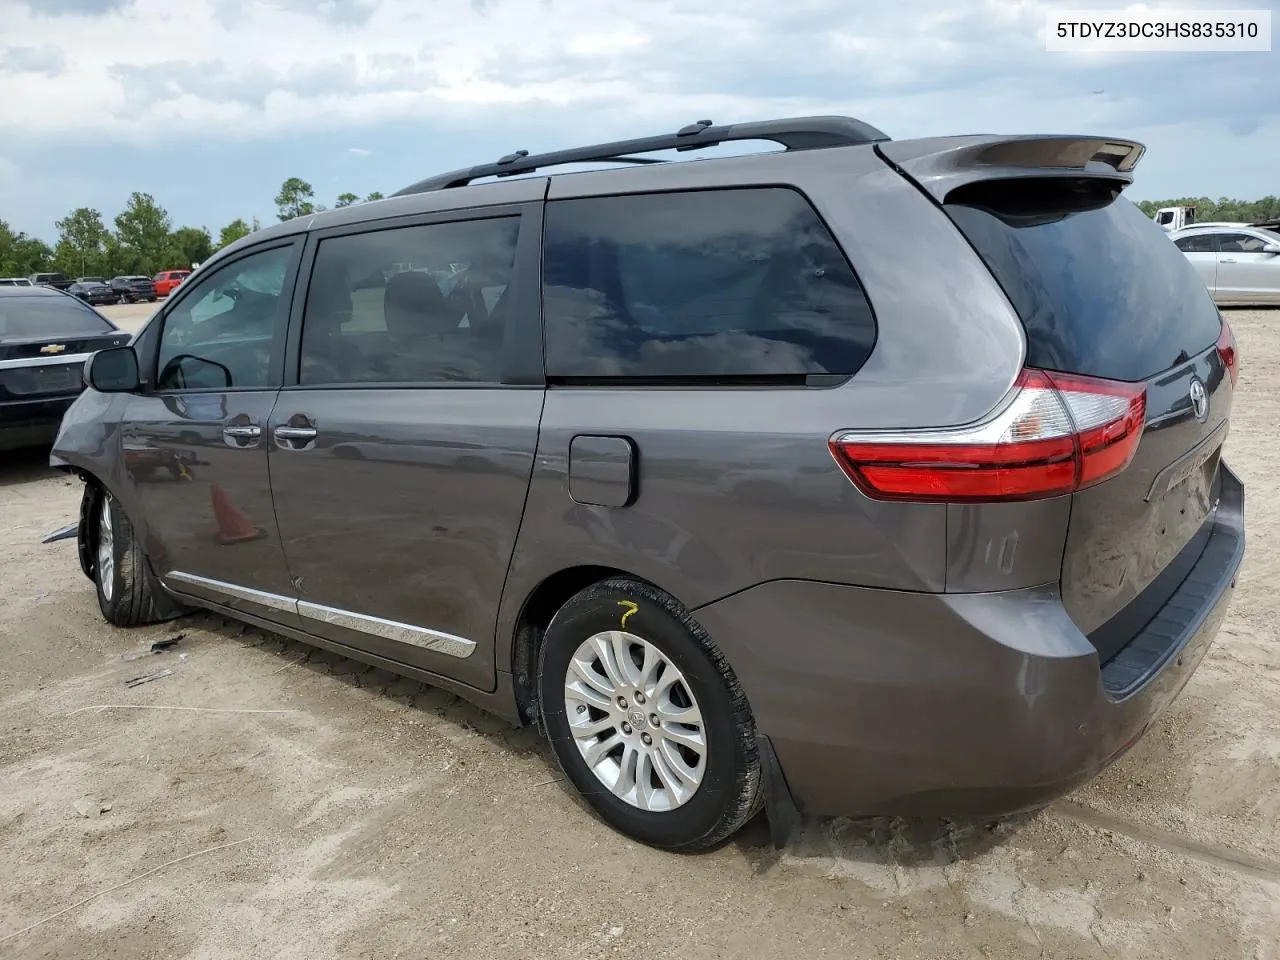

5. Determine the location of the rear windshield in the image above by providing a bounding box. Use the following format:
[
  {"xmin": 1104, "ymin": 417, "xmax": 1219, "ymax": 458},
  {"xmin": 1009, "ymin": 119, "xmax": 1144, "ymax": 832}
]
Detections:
[
  {"xmin": 0, "ymin": 297, "xmax": 113, "ymax": 342},
  {"xmin": 945, "ymin": 183, "xmax": 1223, "ymax": 382}
]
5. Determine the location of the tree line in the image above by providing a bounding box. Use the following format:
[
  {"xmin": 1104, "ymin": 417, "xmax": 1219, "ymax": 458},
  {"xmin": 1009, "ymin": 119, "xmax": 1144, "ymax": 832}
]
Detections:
[
  {"xmin": 1134, "ymin": 196, "xmax": 1280, "ymax": 223},
  {"xmin": 0, "ymin": 178, "xmax": 384, "ymax": 280}
]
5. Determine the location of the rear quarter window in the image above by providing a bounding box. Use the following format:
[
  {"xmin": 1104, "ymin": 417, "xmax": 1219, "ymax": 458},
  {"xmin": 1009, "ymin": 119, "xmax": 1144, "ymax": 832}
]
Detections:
[{"xmin": 541, "ymin": 187, "xmax": 877, "ymax": 382}]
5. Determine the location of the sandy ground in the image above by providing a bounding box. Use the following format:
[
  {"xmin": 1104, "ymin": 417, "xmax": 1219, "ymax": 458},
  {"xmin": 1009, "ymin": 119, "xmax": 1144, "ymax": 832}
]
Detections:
[{"xmin": 2, "ymin": 306, "xmax": 1278, "ymax": 960}]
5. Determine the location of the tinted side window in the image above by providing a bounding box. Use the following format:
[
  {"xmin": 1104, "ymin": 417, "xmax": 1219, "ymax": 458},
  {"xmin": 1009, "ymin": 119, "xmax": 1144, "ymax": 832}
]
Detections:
[
  {"xmin": 156, "ymin": 244, "xmax": 293, "ymax": 390},
  {"xmin": 299, "ymin": 216, "xmax": 520, "ymax": 385},
  {"xmin": 1218, "ymin": 233, "xmax": 1267, "ymax": 253},
  {"xmin": 1174, "ymin": 234, "xmax": 1216, "ymax": 253},
  {"xmin": 542, "ymin": 188, "xmax": 876, "ymax": 381}
]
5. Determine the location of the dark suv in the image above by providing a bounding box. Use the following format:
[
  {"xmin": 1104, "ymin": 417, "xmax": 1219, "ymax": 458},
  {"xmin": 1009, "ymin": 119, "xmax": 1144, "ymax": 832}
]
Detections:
[
  {"xmin": 109, "ymin": 275, "xmax": 157, "ymax": 303},
  {"xmin": 30, "ymin": 272, "xmax": 72, "ymax": 291},
  {"xmin": 49, "ymin": 117, "xmax": 1245, "ymax": 852}
]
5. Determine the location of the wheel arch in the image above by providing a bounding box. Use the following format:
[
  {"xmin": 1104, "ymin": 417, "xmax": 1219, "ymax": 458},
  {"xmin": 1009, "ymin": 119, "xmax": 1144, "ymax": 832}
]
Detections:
[
  {"xmin": 508, "ymin": 564, "xmax": 665, "ymax": 727},
  {"xmin": 75, "ymin": 470, "xmax": 105, "ymax": 582}
]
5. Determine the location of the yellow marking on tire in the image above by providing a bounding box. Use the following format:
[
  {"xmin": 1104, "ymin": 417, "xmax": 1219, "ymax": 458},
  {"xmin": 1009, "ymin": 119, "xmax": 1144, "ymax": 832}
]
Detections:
[{"xmin": 617, "ymin": 600, "xmax": 638, "ymax": 628}]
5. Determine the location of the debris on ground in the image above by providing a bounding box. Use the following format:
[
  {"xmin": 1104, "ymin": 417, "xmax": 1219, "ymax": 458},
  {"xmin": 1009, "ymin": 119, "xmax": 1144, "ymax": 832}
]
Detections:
[
  {"xmin": 122, "ymin": 635, "xmax": 186, "ymax": 662},
  {"xmin": 72, "ymin": 796, "xmax": 112, "ymax": 819},
  {"xmin": 124, "ymin": 668, "xmax": 173, "ymax": 688}
]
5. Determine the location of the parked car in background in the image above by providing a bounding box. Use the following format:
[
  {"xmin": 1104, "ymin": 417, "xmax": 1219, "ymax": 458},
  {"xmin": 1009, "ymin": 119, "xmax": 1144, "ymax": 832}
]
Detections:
[
  {"xmin": 1171, "ymin": 223, "xmax": 1280, "ymax": 305},
  {"xmin": 30, "ymin": 272, "xmax": 72, "ymax": 291},
  {"xmin": 109, "ymin": 275, "xmax": 157, "ymax": 303},
  {"xmin": 0, "ymin": 277, "xmax": 34, "ymax": 287},
  {"xmin": 48, "ymin": 116, "xmax": 1244, "ymax": 853},
  {"xmin": 153, "ymin": 270, "xmax": 191, "ymax": 298},
  {"xmin": 1, "ymin": 286, "xmax": 130, "ymax": 451},
  {"xmin": 76, "ymin": 276, "xmax": 107, "ymax": 284},
  {"xmin": 68, "ymin": 280, "xmax": 120, "ymax": 306}
]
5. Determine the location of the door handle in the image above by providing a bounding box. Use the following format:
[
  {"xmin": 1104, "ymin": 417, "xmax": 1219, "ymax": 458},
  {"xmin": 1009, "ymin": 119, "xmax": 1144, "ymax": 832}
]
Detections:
[
  {"xmin": 222, "ymin": 424, "xmax": 262, "ymax": 448},
  {"xmin": 274, "ymin": 426, "xmax": 318, "ymax": 441},
  {"xmin": 1220, "ymin": 258, "xmax": 1238, "ymax": 263},
  {"xmin": 273, "ymin": 424, "xmax": 318, "ymax": 450}
]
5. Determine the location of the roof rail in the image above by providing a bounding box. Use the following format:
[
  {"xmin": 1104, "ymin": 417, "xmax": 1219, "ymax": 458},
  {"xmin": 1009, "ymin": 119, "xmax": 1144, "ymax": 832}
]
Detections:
[{"xmin": 391, "ymin": 115, "xmax": 889, "ymax": 196}]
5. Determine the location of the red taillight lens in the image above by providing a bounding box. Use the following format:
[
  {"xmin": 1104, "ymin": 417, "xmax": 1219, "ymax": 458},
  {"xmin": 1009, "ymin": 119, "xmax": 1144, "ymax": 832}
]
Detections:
[
  {"xmin": 830, "ymin": 369, "xmax": 1146, "ymax": 503},
  {"xmin": 1217, "ymin": 320, "xmax": 1238, "ymax": 388}
]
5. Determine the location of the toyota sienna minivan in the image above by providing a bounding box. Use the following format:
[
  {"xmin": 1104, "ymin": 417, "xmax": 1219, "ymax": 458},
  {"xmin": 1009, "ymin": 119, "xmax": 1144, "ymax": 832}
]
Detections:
[{"xmin": 49, "ymin": 116, "xmax": 1245, "ymax": 851}]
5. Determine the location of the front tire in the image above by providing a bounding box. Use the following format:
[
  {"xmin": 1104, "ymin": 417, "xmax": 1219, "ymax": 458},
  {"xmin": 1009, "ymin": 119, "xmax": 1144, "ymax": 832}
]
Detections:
[
  {"xmin": 536, "ymin": 577, "xmax": 763, "ymax": 851},
  {"xmin": 92, "ymin": 489, "xmax": 185, "ymax": 626}
]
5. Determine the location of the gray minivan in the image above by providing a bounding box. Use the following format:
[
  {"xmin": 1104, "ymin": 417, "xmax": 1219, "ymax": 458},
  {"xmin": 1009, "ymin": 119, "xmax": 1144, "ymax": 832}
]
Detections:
[{"xmin": 49, "ymin": 117, "xmax": 1245, "ymax": 851}]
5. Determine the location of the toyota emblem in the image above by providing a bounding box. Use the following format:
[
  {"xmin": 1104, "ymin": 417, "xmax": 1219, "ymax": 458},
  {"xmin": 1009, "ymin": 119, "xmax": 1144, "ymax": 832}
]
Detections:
[{"xmin": 1188, "ymin": 377, "xmax": 1209, "ymax": 422}]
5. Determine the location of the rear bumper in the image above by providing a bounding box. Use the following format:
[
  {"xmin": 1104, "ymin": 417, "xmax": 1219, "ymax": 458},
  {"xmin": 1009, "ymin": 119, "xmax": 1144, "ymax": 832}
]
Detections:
[
  {"xmin": 693, "ymin": 464, "xmax": 1245, "ymax": 819},
  {"xmin": 0, "ymin": 395, "xmax": 79, "ymax": 451}
]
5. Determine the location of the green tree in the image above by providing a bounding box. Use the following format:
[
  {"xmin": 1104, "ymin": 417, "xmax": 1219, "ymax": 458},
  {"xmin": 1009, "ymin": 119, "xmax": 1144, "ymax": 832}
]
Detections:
[
  {"xmin": 53, "ymin": 207, "xmax": 110, "ymax": 277},
  {"xmin": 218, "ymin": 217, "xmax": 254, "ymax": 248},
  {"xmin": 114, "ymin": 192, "xmax": 172, "ymax": 274},
  {"xmin": 364, "ymin": 191, "xmax": 384, "ymax": 202},
  {"xmin": 0, "ymin": 219, "xmax": 54, "ymax": 276},
  {"xmin": 102, "ymin": 234, "xmax": 139, "ymax": 277},
  {"xmin": 275, "ymin": 177, "xmax": 317, "ymax": 221},
  {"xmin": 166, "ymin": 225, "xmax": 214, "ymax": 268},
  {"xmin": 335, "ymin": 192, "xmax": 360, "ymax": 208},
  {"xmin": 1136, "ymin": 196, "xmax": 1280, "ymax": 223}
]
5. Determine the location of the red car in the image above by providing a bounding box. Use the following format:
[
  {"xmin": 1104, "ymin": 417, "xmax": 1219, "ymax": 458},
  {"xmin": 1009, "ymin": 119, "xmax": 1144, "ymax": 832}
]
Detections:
[{"xmin": 153, "ymin": 270, "xmax": 191, "ymax": 298}]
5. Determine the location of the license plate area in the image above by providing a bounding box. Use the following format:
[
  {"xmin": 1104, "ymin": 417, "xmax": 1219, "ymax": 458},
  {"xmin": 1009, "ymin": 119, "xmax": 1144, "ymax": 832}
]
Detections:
[{"xmin": 1145, "ymin": 421, "xmax": 1227, "ymax": 504}]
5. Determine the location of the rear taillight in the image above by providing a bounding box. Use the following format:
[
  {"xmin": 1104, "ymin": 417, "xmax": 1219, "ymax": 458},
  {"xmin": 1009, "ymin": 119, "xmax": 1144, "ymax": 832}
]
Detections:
[
  {"xmin": 1217, "ymin": 320, "xmax": 1238, "ymax": 388},
  {"xmin": 830, "ymin": 369, "xmax": 1147, "ymax": 503}
]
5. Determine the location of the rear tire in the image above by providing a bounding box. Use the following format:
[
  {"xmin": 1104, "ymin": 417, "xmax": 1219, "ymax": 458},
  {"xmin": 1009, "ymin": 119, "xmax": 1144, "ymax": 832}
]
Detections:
[
  {"xmin": 91, "ymin": 488, "xmax": 186, "ymax": 627},
  {"xmin": 536, "ymin": 577, "xmax": 762, "ymax": 851}
]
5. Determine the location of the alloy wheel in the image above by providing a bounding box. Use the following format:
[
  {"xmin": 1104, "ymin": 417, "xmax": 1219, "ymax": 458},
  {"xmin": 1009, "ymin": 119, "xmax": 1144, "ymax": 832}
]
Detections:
[
  {"xmin": 97, "ymin": 500, "xmax": 114, "ymax": 602},
  {"xmin": 563, "ymin": 630, "xmax": 707, "ymax": 812}
]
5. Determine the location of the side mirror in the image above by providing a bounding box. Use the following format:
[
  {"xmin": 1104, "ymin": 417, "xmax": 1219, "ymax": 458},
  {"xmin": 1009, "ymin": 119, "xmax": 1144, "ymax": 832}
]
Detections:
[
  {"xmin": 1264, "ymin": 245, "xmax": 1280, "ymax": 256},
  {"xmin": 85, "ymin": 345, "xmax": 141, "ymax": 393}
]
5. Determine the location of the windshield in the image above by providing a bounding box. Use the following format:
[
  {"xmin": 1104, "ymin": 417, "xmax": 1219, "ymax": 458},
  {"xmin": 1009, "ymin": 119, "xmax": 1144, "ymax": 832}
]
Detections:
[{"xmin": 0, "ymin": 297, "xmax": 114, "ymax": 342}]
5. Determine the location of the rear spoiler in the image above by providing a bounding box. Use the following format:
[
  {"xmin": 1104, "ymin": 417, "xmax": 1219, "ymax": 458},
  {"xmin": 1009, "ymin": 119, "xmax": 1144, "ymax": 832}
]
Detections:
[{"xmin": 876, "ymin": 134, "xmax": 1145, "ymax": 204}]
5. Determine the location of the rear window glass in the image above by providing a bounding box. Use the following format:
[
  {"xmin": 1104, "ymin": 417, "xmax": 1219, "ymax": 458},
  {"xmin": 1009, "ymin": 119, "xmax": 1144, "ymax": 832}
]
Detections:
[
  {"xmin": 945, "ymin": 186, "xmax": 1223, "ymax": 382},
  {"xmin": 0, "ymin": 297, "xmax": 113, "ymax": 342},
  {"xmin": 542, "ymin": 188, "xmax": 876, "ymax": 381}
]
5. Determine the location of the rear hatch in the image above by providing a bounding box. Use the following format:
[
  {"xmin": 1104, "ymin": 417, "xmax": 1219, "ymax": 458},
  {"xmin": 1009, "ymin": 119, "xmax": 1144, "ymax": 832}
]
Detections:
[{"xmin": 879, "ymin": 138, "xmax": 1234, "ymax": 658}]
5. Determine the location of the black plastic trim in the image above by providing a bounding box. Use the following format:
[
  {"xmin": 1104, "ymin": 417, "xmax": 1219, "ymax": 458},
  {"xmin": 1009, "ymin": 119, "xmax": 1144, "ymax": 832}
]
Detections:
[{"xmin": 394, "ymin": 116, "xmax": 890, "ymax": 195}]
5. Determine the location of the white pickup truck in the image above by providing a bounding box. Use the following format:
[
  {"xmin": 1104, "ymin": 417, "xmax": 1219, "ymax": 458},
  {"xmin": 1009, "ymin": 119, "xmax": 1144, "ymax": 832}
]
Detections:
[{"xmin": 1153, "ymin": 205, "xmax": 1196, "ymax": 231}]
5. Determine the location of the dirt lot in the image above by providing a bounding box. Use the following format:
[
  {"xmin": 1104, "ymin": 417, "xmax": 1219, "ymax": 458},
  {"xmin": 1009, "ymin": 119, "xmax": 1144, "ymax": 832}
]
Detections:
[{"xmin": 2, "ymin": 307, "xmax": 1278, "ymax": 959}]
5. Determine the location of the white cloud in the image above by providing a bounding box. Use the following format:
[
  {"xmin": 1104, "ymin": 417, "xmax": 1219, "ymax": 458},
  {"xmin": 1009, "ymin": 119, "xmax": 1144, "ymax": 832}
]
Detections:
[
  {"xmin": 0, "ymin": 0, "xmax": 1268, "ymax": 145},
  {"xmin": 0, "ymin": 0, "xmax": 1273, "ymax": 236}
]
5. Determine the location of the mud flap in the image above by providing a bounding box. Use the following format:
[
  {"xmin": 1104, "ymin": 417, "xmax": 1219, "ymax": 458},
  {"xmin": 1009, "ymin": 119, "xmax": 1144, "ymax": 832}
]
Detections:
[{"xmin": 757, "ymin": 734, "xmax": 803, "ymax": 850}]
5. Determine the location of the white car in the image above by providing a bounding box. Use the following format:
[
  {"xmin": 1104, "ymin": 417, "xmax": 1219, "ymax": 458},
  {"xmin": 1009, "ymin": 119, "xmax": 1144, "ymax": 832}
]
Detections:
[{"xmin": 1170, "ymin": 223, "xmax": 1280, "ymax": 306}]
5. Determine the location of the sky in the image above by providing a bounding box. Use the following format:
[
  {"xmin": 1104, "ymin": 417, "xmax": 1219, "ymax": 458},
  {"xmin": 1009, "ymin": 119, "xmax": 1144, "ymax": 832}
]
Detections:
[{"xmin": 0, "ymin": 0, "xmax": 1274, "ymax": 242}]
